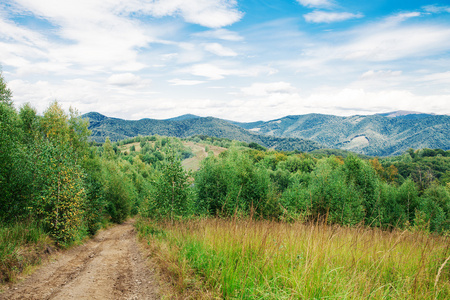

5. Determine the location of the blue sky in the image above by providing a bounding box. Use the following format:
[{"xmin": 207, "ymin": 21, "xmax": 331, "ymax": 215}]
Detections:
[{"xmin": 1, "ymin": 0, "xmax": 450, "ymax": 121}]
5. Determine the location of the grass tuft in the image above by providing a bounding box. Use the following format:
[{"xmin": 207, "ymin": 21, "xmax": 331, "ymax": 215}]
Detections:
[{"xmin": 0, "ymin": 221, "xmax": 53, "ymax": 284}]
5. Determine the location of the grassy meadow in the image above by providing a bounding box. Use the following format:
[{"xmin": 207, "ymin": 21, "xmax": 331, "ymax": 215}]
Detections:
[{"xmin": 137, "ymin": 218, "xmax": 450, "ymax": 299}]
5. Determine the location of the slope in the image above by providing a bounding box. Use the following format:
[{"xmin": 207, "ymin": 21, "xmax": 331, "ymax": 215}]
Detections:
[
  {"xmin": 233, "ymin": 113, "xmax": 450, "ymax": 156},
  {"xmin": 82, "ymin": 112, "xmax": 323, "ymax": 152}
]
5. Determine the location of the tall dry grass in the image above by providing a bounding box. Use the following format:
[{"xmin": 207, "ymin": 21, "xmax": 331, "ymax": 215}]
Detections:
[{"xmin": 137, "ymin": 217, "xmax": 450, "ymax": 299}]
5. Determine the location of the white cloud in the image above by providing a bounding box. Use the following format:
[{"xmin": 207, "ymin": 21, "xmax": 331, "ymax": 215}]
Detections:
[
  {"xmin": 423, "ymin": 5, "xmax": 450, "ymax": 14},
  {"xmin": 3, "ymin": 0, "xmax": 155, "ymax": 74},
  {"xmin": 184, "ymin": 63, "xmax": 274, "ymax": 80},
  {"xmin": 296, "ymin": 0, "xmax": 334, "ymax": 8},
  {"xmin": 204, "ymin": 43, "xmax": 237, "ymax": 57},
  {"xmin": 361, "ymin": 70, "xmax": 402, "ymax": 79},
  {"xmin": 107, "ymin": 73, "xmax": 143, "ymax": 86},
  {"xmin": 304, "ymin": 11, "xmax": 364, "ymax": 23},
  {"xmin": 420, "ymin": 71, "xmax": 450, "ymax": 84},
  {"xmin": 302, "ymin": 89, "xmax": 450, "ymax": 116},
  {"xmin": 295, "ymin": 12, "xmax": 450, "ymax": 68},
  {"xmin": 122, "ymin": 0, "xmax": 243, "ymax": 28},
  {"xmin": 341, "ymin": 26, "xmax": 450, "ymax": 61},
  {"xmin": 185, "ymin": 63, "xmax": 232, "ymax": 80},
  {"xmin": 193, "ymin": 29, "xmax": 244, "ymax": 41},
  {"xmin": 241, "ymin": 82, "xmax": 296, "ymax": 97},
  {"xmin": 383, "ymin": 12, "xmax": 421, "ymax": 26},
  {"xmin": 168, "ymin": 78, "xmax": 205, "ymax": 86}
]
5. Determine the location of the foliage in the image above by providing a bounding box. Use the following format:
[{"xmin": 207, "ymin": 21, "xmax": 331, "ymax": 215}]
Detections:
[
  {"xmin": 0, "ymin": 71, "xmax": 13, "ymax": 106},
  {"xmin": 31, "ymin": 141, "xmax": 86, "ymax": 243},
  {"xmin": 195, "ymin": 149, "xmax": 272, "ymax": 217},
  {"xmin": 143, "ymin": 152, "xmax": 190, "ymax": 220},
  {"xmin": 0, "ymin": 100, "xmax": 32, "ymax": 220},
  {"xmin": 102, "ymin": 159, "xmax": 135, "ymax": 224}
]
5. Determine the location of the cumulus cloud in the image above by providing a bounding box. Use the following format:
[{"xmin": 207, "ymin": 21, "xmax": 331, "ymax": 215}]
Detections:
[
  {"xmin": 204, "ymin": 43, "xmax": 237, "ymax": 57},
  {"xmin": 304, "ymin": 11, "xmax": 364, "ymax": 23},
  {"xmin": 121, "ymin": 0, "xmax": 243, "ymax": 28},
  {"xmin": 2, "ymin": 0, "xmax": 154, "ymax": 75}
]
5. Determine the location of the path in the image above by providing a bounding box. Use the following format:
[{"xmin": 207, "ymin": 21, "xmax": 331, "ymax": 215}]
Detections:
[{"xmin": 1, "ymin": 220, "xmax": 159, "ymax": 300}]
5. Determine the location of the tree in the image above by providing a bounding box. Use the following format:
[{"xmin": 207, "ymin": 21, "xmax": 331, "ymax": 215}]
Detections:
[
  {"xmin": 0, "ymin": 71, "xmax": 13, "ymax": 106},
  {"xmin": 152, "ymin": 152, "xmax": 190, "ymax": 221},
  {"xmin": 31, "ymin": 140, "xmax": 86, "ymax": 243},
  {"xmin": 0, "ymin": 97, "xmax": 32, "ymax": 220},
  {"xmin": 29, "ymin": 102, "xmax": 89, "ymax": 243}
]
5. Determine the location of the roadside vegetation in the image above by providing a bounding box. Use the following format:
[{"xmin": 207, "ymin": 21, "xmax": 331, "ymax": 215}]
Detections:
[
  {"xmin": 2, "ymin": 71, "xmax": 450, "ymax": 298},
  {"xmin": 137, "ymin": 218, "xmax": 450, "ymax": 299}
]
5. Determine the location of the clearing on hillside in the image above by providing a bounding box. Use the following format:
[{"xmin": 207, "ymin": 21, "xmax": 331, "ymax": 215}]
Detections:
[{"xmin": 182, "ymin": 141, "xmax": 227, "ymax": 171}]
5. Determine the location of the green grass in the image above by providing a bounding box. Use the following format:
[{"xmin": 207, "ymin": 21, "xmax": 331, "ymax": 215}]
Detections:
[
  {"xmin": 0, "ymin": 221, "xmax": 52, "ymax": 283},
  {"xmin": 137, "ymin": 218, "xmax": 450, "ymax": 299}
]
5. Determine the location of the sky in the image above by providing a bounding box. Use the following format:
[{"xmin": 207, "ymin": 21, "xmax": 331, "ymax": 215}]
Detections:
[{"xmin": 1, "ymin": 0, "xmax": 450, "ymax": 122}]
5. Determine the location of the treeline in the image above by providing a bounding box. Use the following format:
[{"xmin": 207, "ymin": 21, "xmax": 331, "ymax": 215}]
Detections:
[{"xmin": 141, "ymin": 145, "xmax": 450, "ymax": 234}]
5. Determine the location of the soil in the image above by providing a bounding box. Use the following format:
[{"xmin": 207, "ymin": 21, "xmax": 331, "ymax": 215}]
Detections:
[{"xmin": 1, "ymin": 220, "xmax": 159, "ymax": 300}]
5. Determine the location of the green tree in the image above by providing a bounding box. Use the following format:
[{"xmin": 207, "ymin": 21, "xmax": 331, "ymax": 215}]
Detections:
[
  {"xmin": 102, "ymin": 160, "xmax": 134, "ymax": 223},
  {"xmin": 0, "ymin": 71, "xmax": 13, "ymax": 106},
  {"xmin": 31, "ymin": 140, "xmax": 86, "ymax": 243},
  {"xmin": 0, "ymin": 98, "xmax": 32, "ymax": 220},
  {"xmin": 151, "ymin": 153, "xmax": 190, "ymax": 221}
]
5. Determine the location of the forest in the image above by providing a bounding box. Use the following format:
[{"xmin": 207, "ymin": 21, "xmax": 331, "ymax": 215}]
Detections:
[{"xmin": 1, "ymin": 72, "xmax": 450, "ymax": 298}]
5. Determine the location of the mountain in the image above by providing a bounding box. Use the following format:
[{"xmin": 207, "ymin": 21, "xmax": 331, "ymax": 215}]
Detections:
[
  {"xmin": 377, "ymin": 110, "xmax": 435, "ymax": 120},
  {"xmin": 82, "ymin": 113, "xmax": 323, "ymax": 152},
  {"xmin": 164, "ymin": 114, "xmax": 200, "ymax": 121},
  {"xmin": 82, "ymin": 111, "xmax": 450, "ymax": 156},
  {"xmin": 231, "ymin": 112, "xmax": 450, "ymax": 156}
]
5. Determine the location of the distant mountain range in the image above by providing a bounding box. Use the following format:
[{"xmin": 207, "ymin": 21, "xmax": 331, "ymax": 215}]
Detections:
[
  {"xmin": 232, "ymin": 112, "xmax": 450, "ymax": 156},
  {"xmin": 82, "ymin": 111, "xmax": 450, "ymax": 156},
  {"xmin": 82, "ymin": 112, "xmax": 322, "ymax": 152}
]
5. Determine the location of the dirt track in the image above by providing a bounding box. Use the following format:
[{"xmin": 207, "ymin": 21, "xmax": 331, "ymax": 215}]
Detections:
[{"xmin": 1, "ymin": 220, "xmax": 159, "ymax": 300}]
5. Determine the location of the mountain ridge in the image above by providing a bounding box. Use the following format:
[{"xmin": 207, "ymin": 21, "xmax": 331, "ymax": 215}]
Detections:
[
  {"xmin": 82, "ymin": 113, "xmax": 323, "ymax": 152},
  {"xmin": 231, "ymin": 112, "xmax": 449, "ymax": 156},
  {"xmin": 82, "ymin": 111, "xmax": 450, "ymax": 156}
]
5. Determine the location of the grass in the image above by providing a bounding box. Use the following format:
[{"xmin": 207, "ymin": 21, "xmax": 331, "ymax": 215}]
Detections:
[
  {"xmin": 137, "ymin": 217, "xmax": 450, "ymax": 299},
  {"xmin": 0, "ymin": 220, "xmax": 53, "ymax": 284},
  {"xmin": 182, "ymin": 141, "xmax": 227, "ymax": 171}
]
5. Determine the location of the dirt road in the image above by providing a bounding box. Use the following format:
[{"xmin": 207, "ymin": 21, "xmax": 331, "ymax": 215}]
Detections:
[{"xmin": 1, "ymin": 220, "xmax": 159, "ymax": 300}]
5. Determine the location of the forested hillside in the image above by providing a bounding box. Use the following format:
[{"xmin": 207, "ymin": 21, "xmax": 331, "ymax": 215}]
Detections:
[
  {"xmin": 233, "ymin": 113, "xmax": 450, "ymax": 156},
  {"xmin": 83, "ymin": 112, "xmax": 323, "ymax": 152},
  {"xmin": 84, "ymin": 111, "xmax": 450, "ymax": 156}
]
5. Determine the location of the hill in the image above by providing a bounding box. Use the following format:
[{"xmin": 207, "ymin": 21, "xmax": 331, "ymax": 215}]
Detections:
[
  {"xmin": 232, "ymin": 112, "xmax": 450, "ymax": 156},
  {"xmin": 82, "ymin": 113, "xmax": 323, "ymax": 152}
]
